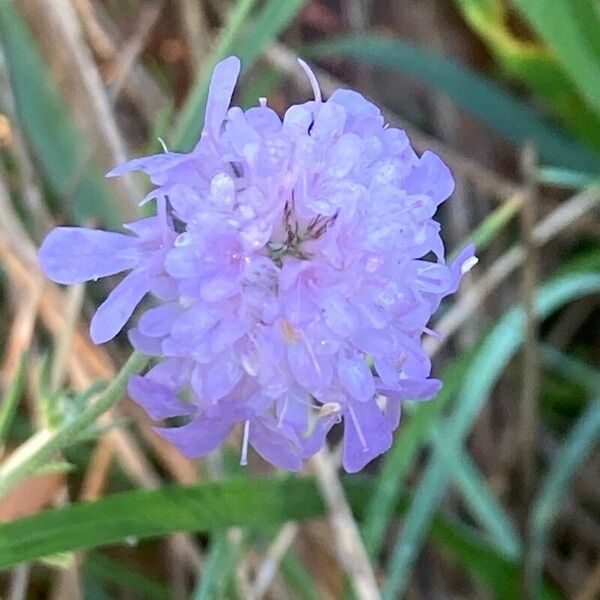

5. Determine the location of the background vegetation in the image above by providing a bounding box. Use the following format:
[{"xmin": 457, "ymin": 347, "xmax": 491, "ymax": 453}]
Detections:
[{"xmin": 0, "ymin": 1, "xmax": 598, "ymax": 598}]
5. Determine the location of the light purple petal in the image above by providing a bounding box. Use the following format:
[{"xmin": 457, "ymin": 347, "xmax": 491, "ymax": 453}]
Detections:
[
  {"xmin": 138, "ymin": 303, "xmax": 180, "ymax": 337},
  {"xmin": 203, "ymin": 56, "xmax": 241, "ymax": 140},
  {"xmin": 343, "ymin": 400, "xmax": 393, "ymax": 473},
  {"xmin": 250, "ymin": 420, "xmax": 303, "ymax": 471},
  {"xmin": 128, "ymin": 375, "xmax": 193, "ymax": 420},
  {"xmin": 90, "ymin": 271, "xmax": 149, "ymax": 343},
  {"xmin": 338, "ymin": 354, "xmax": 375, "ymax": 401},
  {"xmin": 39, "ymin": 227, "xmax": 138, "ymax": 284},
  {"xmin": 155, "ymin": 417, "xmax": 234, "ymax": 458}
]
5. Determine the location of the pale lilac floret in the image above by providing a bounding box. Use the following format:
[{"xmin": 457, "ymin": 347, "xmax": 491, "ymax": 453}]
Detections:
[{"xmin": 39, "ymin": 55, "xmax": 475, "ymax": 473}]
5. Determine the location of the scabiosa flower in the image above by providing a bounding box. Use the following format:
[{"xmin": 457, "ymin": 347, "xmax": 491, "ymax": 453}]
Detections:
[{"xmin": 39, "ymin": 56, "xmax": 476, "ymax": 472}]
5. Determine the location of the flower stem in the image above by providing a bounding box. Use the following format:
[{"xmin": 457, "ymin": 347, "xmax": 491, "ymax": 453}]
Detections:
[{"xmin": 0, "ymin": 351, "xmax": 149, "ymax": 500}]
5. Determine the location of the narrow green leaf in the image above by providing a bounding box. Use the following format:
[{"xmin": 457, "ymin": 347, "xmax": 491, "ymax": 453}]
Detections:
[
  {"xmin": 193, "ymin": 532, "xmax": 244, "ymax": 600},
  {"xmin": 454, "ymin": 0, "xmax": 600, "ymax": 152},
  {"xmin": 0, "ymin": 2, "xmax": 121, "ymax": 226},
  {"xmin": 447, "ymin": 447, "xmax": 521, "ymax": 558},
  {"xmin": 430, "ymin": 517, "xmax": 560, "ymax": 600},
  {"xmin": 0, "ymin": 473, "xmax": 559, "ymax": 598},
  {"xmin": 307, "ymin": 35, "xmax": 600, "ymax": 171},
  {"xmin": 173, "ymin": 0, "xmax": 307, "ymax": 150},
  {"xmin": 0, "ymin": 352, "xmax": 27, "ymax": 449},
  {"xmin": 528, "ymin": 393, "xmax": 600, "ymax": 594},
  {"xmin": 362, "ymin": 347, "xmax": 476, "ymax": 558},
  {"xmin": 537, "ymin": 167, "xmax": 600, "ymax": 189},
  {"xmin": 382, "ymin": 271, "xmax": 600, "ymax": 599},
  {"xmin": 280, "ymin": 550, "xmax": 320, "ymax": 600},
  {"xmin": 511, "ymin": 0, "xmax": 600, "ymax": 121},
  {"xmin": 173, "ymin": 0, "xmax": 259, "ymax": 150}
]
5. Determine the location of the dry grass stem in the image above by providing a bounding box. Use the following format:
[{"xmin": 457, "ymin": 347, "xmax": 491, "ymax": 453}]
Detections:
[
  {"xmin": 312, "ymin": 449, "xmax": 381, "ymax": 600},
  {"xmin": 426, "ymin": 185, "xmax": 600, "ymax": 357}
]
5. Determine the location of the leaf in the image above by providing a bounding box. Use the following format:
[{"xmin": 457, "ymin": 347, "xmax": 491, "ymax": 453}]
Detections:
[
  {"xmin": 511, "ymin": 0, "xmax": 600, "ymax": 122},
  {"xmin": 528, "ymin": 350, "xmax": 600, "ymax": 595},
  {"xmin": 0, "ymin": 3, "xmax": 121, "ymax": 226},
  {"xmin": 454, "ymin": 0, "xmax": 600, "ymax": 151},
  {"xmin": 0, "ymin": 352, "xmax": 27, "ymax": 451},
  {"xmin": 307, "ymin": 34, "xmax": 600, "ymax": 171},
  {"xmin": 192, "ymin": 532, "xmax": 245, "ymax": 600},
  {"xmin": 382, "ymin": 271, "xmax": 600, "ymax": 599},
  {"xmin": 447, "ymin": 447, "xmax": 521, "ymax": 558}
]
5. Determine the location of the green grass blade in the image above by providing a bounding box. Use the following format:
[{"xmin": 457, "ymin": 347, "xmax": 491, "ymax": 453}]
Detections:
[
  {"xmin": 454, "ymin": 0, "xmax": 600, "ymax": 152},
  {"xmin": 173, "ymin": 0, "xmax": 307, "ymax": 151},
  {"xmin": 0, "ymin": 352, "xmax": 27, "ymax": 449},
  {"xmin": 172, "ymin": 0, "xmax": 259, "ymax": 150},
  {"xmin": 307, "ymin": 35, "xmax": 600, "ymax": 171},
  {"xmin": 361, "ymin": 348, "xmax": 476, "ymax": 558},
  {"xmin": 382, "ymin": 271, "xmax": 600, "ymax": 599},
  {"xmin": 448, "ymin": 447, "xmax": 521, "ymax": 558},
  {"xmin": 0, "ymin": 3, "xmax": 121, "ymax": 226},
  {"xmin": 511, "ymin": 0, "xmax": 600, "ymax": 121},
  {"xmin": 530, "ymin": 396, "xmax": 600, "ymax": 595},
  {"xmin": 193, "ymin": 532, "xmax": 244, "ymax": 600},
  {"xmin": 280, "ymin": 550, "xmax": 320, "ymax": 600},
  {"xmin": 430, "ymin": 517, "xmax": 560, "ymax": 600}
]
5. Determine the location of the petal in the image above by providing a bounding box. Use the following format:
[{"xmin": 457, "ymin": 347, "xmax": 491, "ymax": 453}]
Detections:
[
  {"xmin": 39, "ymin": 227, "xmax": 138, "ymax": 284},
  {"xmin": 155, "ymin": 416, "xmax": 234, "ymax": 458},
  {"xmin": 128, "ymin": 375, "xmax": 193, "ymax": 420},
  {"xmin": 107, "ymin": 152, "xmax": 189, "ymax": 178},
  {"xmin": 322, "ymin": 295, "xmax": 360, "ymax": 337},
  {"xmin": 90, "ymin": 271, "xmax": 149, "ymax": 343},
  {"xmin": 301, "ymin": 412, "xmax": 341, "ymax": 459},
  {"xmin": 250, "ymin": 420, "xmax": 303, "ymax": 471},
  {"xmin": 342, "ymin": 400, "xmax": 392, "ymax": 473},
  {"xmin": 402, "ymin": 151, "xmax": 454, "ymax": 206},
  {"xmin": 128, "ymin": 327, "xmax": 164, "ymax": 355},
  {"xmin": 203, "ymin": 56, "xmax": 241, "ymax": 140},
  {"xmin": 203, "ymin": 357, "xmax": 243, "ymax": 401},
  {"xmin": 138, "ymin": 303, "xmax": 181, "ymax": 337},
  {"xmin": 338, "ymin": 354, "xmax": 375, "ymax": 401}
]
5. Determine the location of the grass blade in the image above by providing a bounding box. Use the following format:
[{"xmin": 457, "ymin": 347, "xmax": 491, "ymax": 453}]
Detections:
[
  {"xmin": 173, "ymin": 0, "xmax": 307, "ymax": 151},
  {"xmin": 192, "ymin": 532, "xmax": 244, "ymax": 600},
  {"xmin": 0, "ymin": 2, "xmax": 121, "ymax": 226},
  {"xmin": 307, "ymin": 34, "xmax": 600, "ymax": 171},
  {"xmin": 382, "ymin": 271, "xmax": 600, "ymax": 599},
  {"xmin": 361, "ymin": 348, "xmax": 476, "ymax": 558},
  {"xmin": 511, "ymin": 0, "xmax": 600, "ymax": 121},
  {"xmin": 0, "ymin": 352, "xmax": 27, "ymax": 450},
  {"xmin": 448, "ymin": 447, "xmax": 521, "ymax": 558}
]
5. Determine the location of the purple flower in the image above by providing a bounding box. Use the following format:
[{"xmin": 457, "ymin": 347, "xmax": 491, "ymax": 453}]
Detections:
[{"xmin": 39, "ymin": 56, "xmax": 475, "ymax": 472}]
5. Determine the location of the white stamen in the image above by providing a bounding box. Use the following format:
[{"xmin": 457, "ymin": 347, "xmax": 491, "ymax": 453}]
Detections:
[
  {"xmin": 158, "ymin": 137, "xmax": 169, "ymax": 152},
  {"xmin": 347, "ymin": 404, "xmax": 369, "ymax": 452},
  {"xmin": 461, "ymin": 255, "xmax": 479, "ymax": 274},
  {"xmin": 298, "ymin": 58, "xmax": 322, "ymax": 103},
  {"xmin": 240, "ymin": 420, "xmax": 250, "ymax": 466},
  {"xmin": 423, "ymin": 326, "xmax": 442, "ymax": 340},
  {"xmin": 259, "ymin": 96, "xmax": 268, "ymax": 107}
]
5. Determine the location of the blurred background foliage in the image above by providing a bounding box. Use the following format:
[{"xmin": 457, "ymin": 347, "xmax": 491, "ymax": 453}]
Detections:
[{"xmin": 0, "ymin": 1, "xmax": 598, "ymax": 599}]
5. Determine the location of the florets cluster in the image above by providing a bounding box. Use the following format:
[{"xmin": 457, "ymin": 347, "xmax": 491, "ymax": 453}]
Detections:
[{"xmin": 39, "ymin": 57, "xmax": 475, "ymax": 472}]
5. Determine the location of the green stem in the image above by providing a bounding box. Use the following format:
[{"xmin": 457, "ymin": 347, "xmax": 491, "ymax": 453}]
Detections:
[{"xmin": 0, "ymin": 351, "xmax": 149, "ymax": 499}]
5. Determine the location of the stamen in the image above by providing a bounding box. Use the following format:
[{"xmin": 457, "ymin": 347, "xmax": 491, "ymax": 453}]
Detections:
[
  {"xmin": 240, "ymin": 420, "xmax": 250, "ymax": 466},
  {"xmin": 298, "ymin": 58, "xmax": 322, "ymax": 103},
  {"xmin": 423, "ymin": 326, "xmax": 442, "ymax": 340},
  {"xmin": 347, "ymin": 404, "xmax": 369, "ymax": 452},
  {"xmin": 461, "ymin": 255, "xmax": 479, "ymax": 274},
  {"xmin": 158, "ymin": 137, "xmax": 169, "ymax": 152}
]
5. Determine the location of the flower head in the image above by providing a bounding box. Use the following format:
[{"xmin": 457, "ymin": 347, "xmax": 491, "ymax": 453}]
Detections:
[{"xmin": 39, "ymin": 56, "xmax": 475, "ymax": 472}]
